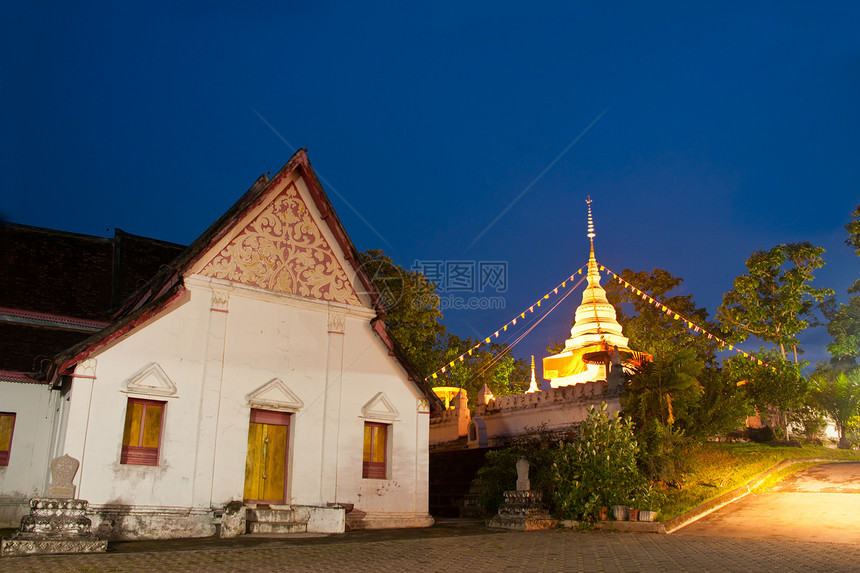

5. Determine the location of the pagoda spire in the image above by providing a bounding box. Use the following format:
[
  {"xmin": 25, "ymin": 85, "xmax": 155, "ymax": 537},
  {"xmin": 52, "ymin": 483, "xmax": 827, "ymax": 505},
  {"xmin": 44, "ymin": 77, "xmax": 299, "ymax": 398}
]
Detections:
[
  {"xmin": 526, "ymin": 355, "xmax": 539, "ymax": 393},
  {"xmin": 586, "ymin": 195, "xmax": 596, "ymax": 254}
]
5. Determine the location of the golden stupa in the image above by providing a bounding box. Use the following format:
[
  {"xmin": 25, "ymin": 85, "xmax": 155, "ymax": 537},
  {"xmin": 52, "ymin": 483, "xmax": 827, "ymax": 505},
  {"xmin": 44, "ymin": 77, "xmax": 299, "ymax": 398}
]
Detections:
[{"xmin": 542, "ymin": 199, "xmax": 649, "ymax": 387}]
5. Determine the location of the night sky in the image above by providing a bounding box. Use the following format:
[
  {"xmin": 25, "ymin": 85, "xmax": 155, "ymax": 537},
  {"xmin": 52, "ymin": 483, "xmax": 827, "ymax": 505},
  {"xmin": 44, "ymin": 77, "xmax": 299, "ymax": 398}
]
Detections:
[{"xmin": 4, "ymin": 2, "xmax": 858, "ymax": 373}]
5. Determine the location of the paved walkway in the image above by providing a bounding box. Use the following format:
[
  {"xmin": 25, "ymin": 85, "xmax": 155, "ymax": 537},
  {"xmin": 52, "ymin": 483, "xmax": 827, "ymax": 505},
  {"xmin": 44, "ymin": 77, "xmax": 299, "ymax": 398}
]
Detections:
[
  {"xmin": 6, "ymin": 463, "xmax": 860, "ymax": 571},
  {"xmin": 4, "ymin": 525, "xmax": 860, "ymax": 572},
  {"xmin": 676, "ymin": 462, "xmax": 860, "ymax": 544}
]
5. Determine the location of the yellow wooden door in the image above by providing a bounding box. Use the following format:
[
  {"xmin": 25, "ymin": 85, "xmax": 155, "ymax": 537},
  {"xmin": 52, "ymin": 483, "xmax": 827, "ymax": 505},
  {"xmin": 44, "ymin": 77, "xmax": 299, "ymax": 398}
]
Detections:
[{"xmin": 243, "ymin": 410, "xmax": 290, "ymax": 503}]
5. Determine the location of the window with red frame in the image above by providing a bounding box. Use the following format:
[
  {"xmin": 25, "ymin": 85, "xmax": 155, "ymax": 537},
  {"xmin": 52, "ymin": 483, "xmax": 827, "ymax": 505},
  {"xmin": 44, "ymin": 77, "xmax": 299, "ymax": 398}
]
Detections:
[
  {"xmin": 121, "ymin": 399, "xmax": 165, "ymax": 465},
  {"xmin": 0, "ymin": 412, "xmax": 15, "ymax": 466},
  {"xmin": 362, "ymin": 422, "xmax": 388, "ymax": 479}
]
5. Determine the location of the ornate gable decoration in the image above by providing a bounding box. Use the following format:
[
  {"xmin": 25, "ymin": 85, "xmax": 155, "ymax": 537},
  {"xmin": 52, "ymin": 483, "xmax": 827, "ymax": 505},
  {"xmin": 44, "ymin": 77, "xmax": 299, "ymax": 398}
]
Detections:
[
  {"xmin": 247, "ymin": 378, "xmax": 304, "ymax": 412},
  {"xmin": 361, "ymin": 391, "xmax": 400, "ymax": 421},
  {"xmin": 199, "ymin": 180, "xmax": 361, "ymax": 306},
  {"xmin": 123, "ymin": 363, "xmax": 178, "ymax": 398}
]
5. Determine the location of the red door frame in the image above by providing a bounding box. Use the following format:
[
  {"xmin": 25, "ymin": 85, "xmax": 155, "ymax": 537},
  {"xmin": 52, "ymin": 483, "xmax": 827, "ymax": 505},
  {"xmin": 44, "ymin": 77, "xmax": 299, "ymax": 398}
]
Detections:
[{"xmin": 244, "ymin": 408, "xmax": 291, "ymax": 503}]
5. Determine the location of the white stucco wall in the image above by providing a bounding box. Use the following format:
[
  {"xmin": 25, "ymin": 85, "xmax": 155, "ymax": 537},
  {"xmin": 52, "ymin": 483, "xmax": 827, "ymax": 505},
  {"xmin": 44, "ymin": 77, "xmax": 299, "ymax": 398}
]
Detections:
[
  {"xmin": 0, "ymin": 381, "xmax": 59, "ymax": 526},
  {"xmin": 58, "ymin": 277, "xmax": 432, "ymax": 537}
]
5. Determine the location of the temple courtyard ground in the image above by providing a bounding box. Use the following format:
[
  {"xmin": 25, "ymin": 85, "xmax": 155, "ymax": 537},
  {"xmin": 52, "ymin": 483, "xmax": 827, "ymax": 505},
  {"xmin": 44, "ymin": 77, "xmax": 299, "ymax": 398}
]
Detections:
[{"xmin": 3, "ymin": 463, "xmax": 859, "ymax": 571}]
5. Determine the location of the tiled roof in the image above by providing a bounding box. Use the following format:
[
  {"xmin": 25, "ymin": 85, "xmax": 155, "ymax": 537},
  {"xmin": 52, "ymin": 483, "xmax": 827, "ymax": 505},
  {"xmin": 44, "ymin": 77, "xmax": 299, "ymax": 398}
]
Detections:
[{"xmin": 0, "ymin": 224, "xmax": 184, "ymax": 374}]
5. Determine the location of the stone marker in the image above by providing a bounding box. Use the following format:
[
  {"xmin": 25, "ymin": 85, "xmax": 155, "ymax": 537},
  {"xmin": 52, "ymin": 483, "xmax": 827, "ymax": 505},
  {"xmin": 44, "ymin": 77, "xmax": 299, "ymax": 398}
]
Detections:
[
  {"xmin": 488, "ymin": 458, "xmax": 557, "ymax": 531},
  {"xmin": 516, "ymin": 458, "xmax": 530, "ymax": 491},
  {"xmin": 46, "ymin": 454, "xmax": 79, "ymax": 498}
]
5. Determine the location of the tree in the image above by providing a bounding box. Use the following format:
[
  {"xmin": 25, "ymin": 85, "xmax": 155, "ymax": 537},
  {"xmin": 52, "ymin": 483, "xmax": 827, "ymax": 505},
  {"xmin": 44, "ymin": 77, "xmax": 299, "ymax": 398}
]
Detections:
[
  {"xmin": 435, "ymin": 334, "xmax": 529, "ymax": 404},
  {"xmin": 717, "ymin": 242, "xmax": 834, "ymax": 362},
  {"xmin": 358, "ymin": 249, "xmax": 447, "ymax": 376},
  {"xmin": 820, "ymin": 205, "xmax": 860, "ymax": 366},
  {"xmin": 821, "ymin": 296, "xmax": 860, "ymax": 366},
  {"xmin": 359, "ymin": 249, "xmax": 529, "ymax": 402},
  {"xmin": 809, "ymin": 367, "xmax": 860, "ymax": 448},
  {"xmin": 725, "ymin": 349, "xmax": 809, "ymax": 440},
  {"xmin": 688, "ymin": 366, "xmax": 752, "ymax": 438},
  {"xmin": 623, "ymin": 346, "xmax": 704, "ymax": 430},
  {"xmin": 604, "ymin": 268, "xmax": 721, "ymax": 363},
  {"xmin": 845, "ymin": 205, "xmax": 860, "ymax": 261}
]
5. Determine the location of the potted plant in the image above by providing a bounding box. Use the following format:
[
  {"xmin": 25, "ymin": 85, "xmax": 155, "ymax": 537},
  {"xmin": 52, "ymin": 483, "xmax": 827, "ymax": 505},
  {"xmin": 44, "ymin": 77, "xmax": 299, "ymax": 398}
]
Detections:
[{"xmin": 637, "ymin": 483, "xmax": 662, "ymax": 522}]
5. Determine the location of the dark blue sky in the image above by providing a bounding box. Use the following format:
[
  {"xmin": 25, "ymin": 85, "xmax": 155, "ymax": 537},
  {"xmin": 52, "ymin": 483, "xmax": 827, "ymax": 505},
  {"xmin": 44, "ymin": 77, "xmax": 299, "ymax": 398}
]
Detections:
[{"xmin": 4, "ymin": 2, "xmax": 858, "ymax": 372}]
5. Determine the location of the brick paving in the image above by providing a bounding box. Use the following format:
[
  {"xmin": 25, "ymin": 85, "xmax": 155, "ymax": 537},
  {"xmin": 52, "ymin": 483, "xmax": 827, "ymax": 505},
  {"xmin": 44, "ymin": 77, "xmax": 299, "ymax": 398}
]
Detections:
[{"xmin": 3, "ymin": 525, "xmax": 860, "ymax": 572}]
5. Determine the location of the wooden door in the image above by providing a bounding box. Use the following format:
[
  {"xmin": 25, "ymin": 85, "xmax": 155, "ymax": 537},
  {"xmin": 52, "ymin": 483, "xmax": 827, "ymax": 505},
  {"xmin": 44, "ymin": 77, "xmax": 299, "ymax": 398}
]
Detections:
[{"xmin": 243, "ymin": 409, "xmax": 290, "ymax": 503}]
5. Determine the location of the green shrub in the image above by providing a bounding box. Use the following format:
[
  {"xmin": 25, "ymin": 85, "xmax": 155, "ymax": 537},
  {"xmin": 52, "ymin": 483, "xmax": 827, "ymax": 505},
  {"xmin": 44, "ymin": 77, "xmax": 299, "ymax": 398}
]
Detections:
[{"xmin": 552, "ymin": 403, "xmax": 645, "ymax": 522}]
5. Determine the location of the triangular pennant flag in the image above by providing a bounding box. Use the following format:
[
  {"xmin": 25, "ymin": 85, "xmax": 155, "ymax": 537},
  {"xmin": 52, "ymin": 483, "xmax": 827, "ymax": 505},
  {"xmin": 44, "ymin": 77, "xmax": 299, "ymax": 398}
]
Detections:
[
  {"xmin": 485, "ymin": 338, "xmax": 491, "ymax": 344},
  {"xmin": 459, "ymin": 355, "xmax": 464, "ymax": 361},
  {"xmin": 432, "ymin": 373, "xmax": 438, "ymax": 379},
  {"xmin": 512, "ymin": 318, "xmax": 517, "ymax": 326},
  {"xmin": 441, "ymin": 367, "xmax": 446, "ymax": 373},
  {"xmin": 468, "ymin": 349, "xmax": 473, "ymax": 355},
  {"xmin": 503, "ymin": 325, "xmax": 508, "ymax": 332}
]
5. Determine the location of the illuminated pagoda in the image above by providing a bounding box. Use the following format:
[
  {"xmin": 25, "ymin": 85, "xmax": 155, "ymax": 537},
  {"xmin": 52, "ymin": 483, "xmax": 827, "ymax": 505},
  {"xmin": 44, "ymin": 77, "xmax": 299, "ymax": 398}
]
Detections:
[{"xmin": 542, "ymin": 198, "xmax": 649, "ymax": 388}]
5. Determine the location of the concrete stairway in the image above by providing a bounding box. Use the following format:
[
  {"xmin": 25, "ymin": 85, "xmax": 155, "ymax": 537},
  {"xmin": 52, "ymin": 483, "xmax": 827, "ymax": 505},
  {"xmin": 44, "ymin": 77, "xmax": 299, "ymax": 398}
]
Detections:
[{"xmin": 245, "ymin": 505, "xmax": 308, "ymax": 534}]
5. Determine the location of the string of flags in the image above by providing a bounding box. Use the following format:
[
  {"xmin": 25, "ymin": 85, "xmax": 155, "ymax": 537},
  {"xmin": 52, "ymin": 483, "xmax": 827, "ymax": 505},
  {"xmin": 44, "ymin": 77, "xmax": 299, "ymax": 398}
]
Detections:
[
  {"xmin": 425, "ymin": 264, "xmax": 589, "ymax": 382},
  {"xmin": 601, "ymin": 265, "xmax": 769, "ymax": 368}
]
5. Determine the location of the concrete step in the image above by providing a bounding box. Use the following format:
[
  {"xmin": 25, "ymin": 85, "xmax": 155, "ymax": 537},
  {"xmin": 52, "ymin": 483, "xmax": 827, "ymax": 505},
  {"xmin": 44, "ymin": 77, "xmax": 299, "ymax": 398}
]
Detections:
[
  {"xmin": 247, "ymin": 521, "xmax": 308, "ymax": 534},
  {"xmin": 246, "ymin": 508, "xmax": 297, "ymax": 523}
]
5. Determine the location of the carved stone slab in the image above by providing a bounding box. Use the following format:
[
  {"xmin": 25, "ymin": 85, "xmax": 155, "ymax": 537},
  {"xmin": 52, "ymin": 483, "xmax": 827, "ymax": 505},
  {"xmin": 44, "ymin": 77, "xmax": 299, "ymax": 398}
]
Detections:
[{"xmin": 46, "ymin": 454, "xmax": 79, "ymax": 499}]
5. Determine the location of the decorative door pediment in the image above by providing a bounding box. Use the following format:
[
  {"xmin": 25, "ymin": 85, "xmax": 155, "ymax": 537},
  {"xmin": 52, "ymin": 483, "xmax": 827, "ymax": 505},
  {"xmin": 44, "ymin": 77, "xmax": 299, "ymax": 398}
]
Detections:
[{"xmin": 247, "ymin": 378, "xmax": 304, "ymax": 412}]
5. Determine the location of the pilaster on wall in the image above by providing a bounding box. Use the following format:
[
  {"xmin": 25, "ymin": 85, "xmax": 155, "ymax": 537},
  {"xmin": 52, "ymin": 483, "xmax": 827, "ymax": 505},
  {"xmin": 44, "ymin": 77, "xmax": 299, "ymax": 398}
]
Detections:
[
  {"xmin": 64, "ymin": 359, "xmax": 97, "ymax": 497},
  {"xmin": 415, "ymin": 398, "xmax": 431, "ymax": 513},
  {"xmin": 319, "ymin": 310, "xmax": 345, "ymax": 503},
  {"xmin": 191, "ymin": 289, "xmax": 230, "ymax": 508}
]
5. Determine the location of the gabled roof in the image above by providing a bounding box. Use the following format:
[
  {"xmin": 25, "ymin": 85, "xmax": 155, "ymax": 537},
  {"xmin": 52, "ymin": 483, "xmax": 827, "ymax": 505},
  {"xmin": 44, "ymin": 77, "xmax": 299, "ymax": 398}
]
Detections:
[{"xmin": 48, "ymin": 150, "xmax": 442, "ymax": 413}]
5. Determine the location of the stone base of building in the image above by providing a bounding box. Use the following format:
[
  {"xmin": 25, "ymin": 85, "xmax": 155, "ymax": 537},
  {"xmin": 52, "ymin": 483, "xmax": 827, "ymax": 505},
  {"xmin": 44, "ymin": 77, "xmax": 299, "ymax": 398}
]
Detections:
[
  {"xmin": 1, "ymin": 537, "xmax": 108, "ymax": 557},
  {"xmin": 487, "ymin": 490, "xmax": 557, "ymax": 531},
  {"xmin": 346, "ymin": 510, "xmax": 434, "ymax": 530},
  {"xmin": 88, "ymin": 505, "xmax": 216, "ymax": 540},
  {"xmin": 0, "ymin": 497, "xmax": 29, "ymax": 528}
]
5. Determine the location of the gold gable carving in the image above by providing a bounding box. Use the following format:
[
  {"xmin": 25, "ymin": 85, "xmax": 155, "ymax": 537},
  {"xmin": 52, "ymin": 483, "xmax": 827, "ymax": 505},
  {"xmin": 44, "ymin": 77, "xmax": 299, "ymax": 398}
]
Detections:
[{"xmin": 199, "ymin": 181, "xmax": 361, "ymax": 306}]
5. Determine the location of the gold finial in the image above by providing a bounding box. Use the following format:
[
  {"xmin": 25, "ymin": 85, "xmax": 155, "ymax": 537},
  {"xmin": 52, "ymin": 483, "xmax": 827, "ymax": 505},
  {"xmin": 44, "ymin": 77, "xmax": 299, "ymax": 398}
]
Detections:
[{"xmin": 586, "ymin": 196, "xmax": 596, "ymax": 240}]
